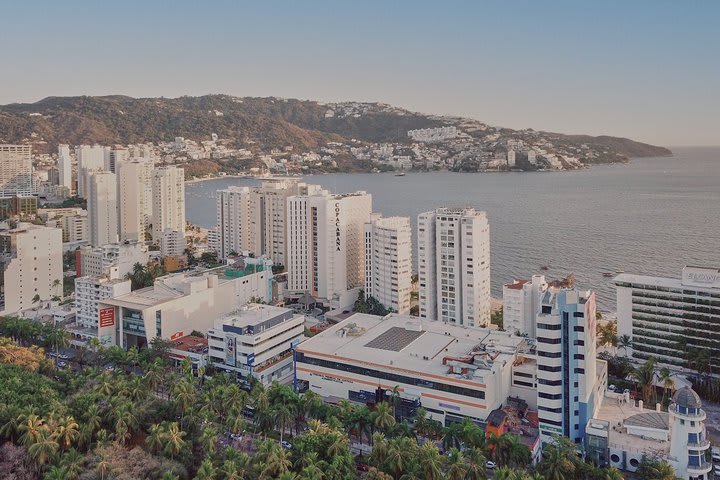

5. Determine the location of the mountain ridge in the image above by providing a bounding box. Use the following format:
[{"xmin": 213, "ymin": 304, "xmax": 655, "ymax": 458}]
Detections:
[{"xmin": 0, "ymin": 94, "xmax": 672, "ymax": 162}]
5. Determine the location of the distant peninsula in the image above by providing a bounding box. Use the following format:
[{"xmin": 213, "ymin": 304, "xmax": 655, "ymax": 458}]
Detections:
[{"xmin": 0, "ymin": 95, "xmax": 672, "ymax": 176}]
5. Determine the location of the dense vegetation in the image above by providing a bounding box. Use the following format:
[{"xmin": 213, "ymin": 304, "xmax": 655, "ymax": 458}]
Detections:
[{"xmin": 0, "ymin": 315, "xmax": 680, "ymax": 479}]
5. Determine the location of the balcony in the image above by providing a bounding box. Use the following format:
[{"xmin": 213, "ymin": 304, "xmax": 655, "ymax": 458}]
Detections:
[
  {"xmin": 685, "ymin": 461, "xmax": 712, "ymax": 474},
  {"xmin": 686, "ymin": 439, "xmax": 711, "ymax": 449}
]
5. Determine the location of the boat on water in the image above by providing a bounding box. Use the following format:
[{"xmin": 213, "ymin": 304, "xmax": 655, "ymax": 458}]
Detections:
[
  {"xmin": 540, "ymin": 265, "xmax": 550, "ymax": 271},
  {"xmin": 395, "ymin": 172, "xmax": 406, "ymax": 177},
  {"xmin": 602, "ymin": 272, "xmax": 614, "ymax": 278}
]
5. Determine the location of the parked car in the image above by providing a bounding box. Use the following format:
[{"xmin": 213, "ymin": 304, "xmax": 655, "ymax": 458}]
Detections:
[
  {"xmin": 280, "ymin": 441, "xmax": 292, "ymax": 450},
  {"xmin": 608, "ymin": 384, "xmax": 617, "ymax": 392},
  {"xmin": 486, "ymin": 461, "xmax": 497, "ymax": 469},
  {"xmin": 57, "ymin": 361, "xmax": 67, "ymax": 368},
  {"xmin": 356, "ymin": 462, "xmax": 369, "ymax": 472}
]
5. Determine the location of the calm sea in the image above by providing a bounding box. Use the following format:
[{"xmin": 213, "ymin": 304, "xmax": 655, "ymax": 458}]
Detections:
[{"xmin": 186, "ymin": 147, "xmax": 720, "ymax": 310}]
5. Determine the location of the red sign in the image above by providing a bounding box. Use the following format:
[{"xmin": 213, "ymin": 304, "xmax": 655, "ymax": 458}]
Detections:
[
  {"xmin": 99, "ymin": 308, "xmax": 115, "ymax": 328},
  {"xmin": 170, "ymin": 331, "xmax": 184, "ymax": 341}
]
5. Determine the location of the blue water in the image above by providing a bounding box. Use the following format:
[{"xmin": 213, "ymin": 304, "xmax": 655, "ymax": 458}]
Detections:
[{"xmin": 186, "ymin": 147, "xmax": 720, "ymax": 310}]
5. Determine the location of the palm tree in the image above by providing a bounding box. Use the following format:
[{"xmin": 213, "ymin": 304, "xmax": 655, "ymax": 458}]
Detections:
[
  {"xmin": 273, "ymin": 404, "xmax": 294, "ymax": 445},
  {"xmin": 657, "ymin": 367, "xmax": 674, "ymax": 405},
  {"xmin": 164, "ymin": 422, "xmax": 186, "ymax": 460},
  {"xmin": 162, "ymin": 473, "xmax": 180, "ymax": 480},
  {"xmin": 373, "ymin": 402, "xmax": 396, "ymax": 433},
  {"xmin": 618, "ymin": 334, "xmax": 633, "ymax": 356},
  {"xmin": 194, "ymin": 458, "xmax": 218, "ymax": 480},
  {"xmin": 445, "ymin": 448, "xmax": 469, "ymax": 480},
  {"xmin": 52, "ymin": 415, "xmax": 79, "ymax": 450},
  {"xmin": 200, "ymin": 426, "xmax": 218, "ymax": 457},
  {"xmin": 18, "ymin": 414, "xmax": 47, "ymax": 447},
  {"xmin": 60, "ymin": 448, "xmax": 84, "ymax": 479},
  {"xmin": 417, "ymin": 442, "xmax": 443, "ymax": 480},
  {"xmin": 146, "ymin": 423, "xmax": 165, "ymax": 454},
  {"xmin": 144, "ymin": 359, "xmax": 165, "ymax": 394},
  {"xmin": 44, "ymin": 466, "xmax": 69, "ymax": 480},
  {"xmin": 97, "ymin": 455, "xmax": 111, "ymax": 480},
  {"xmin": 632, "ymin": 357, "xmax": 658, "ymax": 404},
  {"xmin": 27, "ymin": 429, "xmax": 59, "ymax": 467},
  {"xmin": 85, "ymin": 404, "xmax": 103, "ymax": 436}
]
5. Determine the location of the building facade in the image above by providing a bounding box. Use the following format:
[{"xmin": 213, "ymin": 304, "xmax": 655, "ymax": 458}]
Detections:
[
  {"xmin": 77, "ymin": 145, "xmax": 107, "ymax": 198},
  {"xmin": 503, "ymin": 275, "xmax": 548, "ymax": 338},
  {"xmin": 152, "ymin": 165, "xmax": 185, "ymax": 242},
  {"xmin": 0, "ymin": 224, "xmax": 63, "ymax": 313},
  {"xmin": 57, "ymin": 144, "xmax": 73, "ymax": 192},
  {"xmin": 216, "ymin": 186, "xmax": 252, "ymax": 260},
  {"xmin": 77, "ymin": 241, "xmax": 149, "ymax": 278},
  {"xmin": 536, "ymin": 288, "xmax": 601, "ymax": 444},
  {"xmin": 417, "ymin": 208, "xmax": 490, "ymax": 327},
  {"xmin": 208, "ymin": 304, "xmax": 305, "ymax": 385},
  {"xmin": 0, "ymin": 145, "xmax": 33, "ymax": 196},
  {"xmin": 615, "ymin": 266, "xmax": 720, "ymax": 373},
  {"xmin": 287, "ymin": 190, "xmax": 372, "ymax": 308},
  {"xmin": 88, "ymin": 171, "xmax": 118, "ymax": 247},
  {"xmin": 118, "ymin": 159, "xmax": 153, "ymax": 242},
  {"xmin": 73, "ymin": 276, "xmax": 132, "ymax": 345},
  {"xmin": 364, "ymin": 215, "xmax": 413, "ymax": 314}
]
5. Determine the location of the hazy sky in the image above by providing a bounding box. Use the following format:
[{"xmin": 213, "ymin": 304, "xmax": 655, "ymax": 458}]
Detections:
[{"xmin": 1, "ymin": 1, "xmax": 718, "ymax": 146}]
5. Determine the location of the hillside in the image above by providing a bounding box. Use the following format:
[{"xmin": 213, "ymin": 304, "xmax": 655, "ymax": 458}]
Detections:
[{"xmin": 0, "ymin": 95, "xmax": 671, "ymax": 164}]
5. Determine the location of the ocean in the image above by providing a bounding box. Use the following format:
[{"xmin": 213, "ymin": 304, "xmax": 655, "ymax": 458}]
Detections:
[{"xmin": 185, "ymin": 146, "xmax": 720, "ymax": 310}]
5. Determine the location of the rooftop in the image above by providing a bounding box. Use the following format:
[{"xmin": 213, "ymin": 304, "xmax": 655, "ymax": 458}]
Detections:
[
  {"xmin": 297, "ymin": 313, "xmax": 529, "ymax": 386},
  {"xmin": 214, "ymin": 304, "xmax": 298, "ymax": 330},
  {"xmin": 594, "ymin": 399, "xmax": 671, "ymax": 456},
  {"xmin": 504, "ymin": 280, "xmax": 529, "ymax": 290},
  {"xmin": 169, "ymin": 335, "xmax": 208, "ymax": 354}
]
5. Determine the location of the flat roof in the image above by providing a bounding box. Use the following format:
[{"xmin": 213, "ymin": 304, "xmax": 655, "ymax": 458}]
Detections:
[
  {"xmin": 214, "ymin": 304, "xmax": 297, "ymax": 329},
  {"xmin": 594, "ymin": 399, "xmax": 671, "ymax": 455},
  {"xmin": 297, "ymin": 313, "xmax": 528, "ymax": 386},
  {"xmin": 169, "ymin": 335, "xmax": 208, "ymax": 354}
]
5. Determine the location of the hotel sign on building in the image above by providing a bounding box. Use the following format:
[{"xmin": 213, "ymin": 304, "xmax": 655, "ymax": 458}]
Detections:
[{"xmin": 682, "ymin": 266, "xmax": 720, "ymax": 289}]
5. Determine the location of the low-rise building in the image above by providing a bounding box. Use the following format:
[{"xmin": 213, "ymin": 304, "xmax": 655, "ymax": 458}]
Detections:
[
  {"xmin": 99, "ymin": 266, "xmax": 271, "ymax": 348},
  {"xmin": 168, "ymin": 334, "xmax": 209, "ymax": 371},
  {"xmin": 71, "ymin": 275, "xmax": 132, "ymax": 346},
  {"xmin": 208, "ymin": 304, "xmax": 305, "ymax": 385},
  {"xmin": 77, "ymin": 241, "xmax": 149, "ymax": 278},
  {"xmin": 295, "ymin": 312, "xmax": 530, "ymax": 426}
]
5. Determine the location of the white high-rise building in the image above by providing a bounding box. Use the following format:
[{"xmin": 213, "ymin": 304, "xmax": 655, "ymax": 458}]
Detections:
[
  {"xmin": 535, "ymin": 288, "xmax": 600, "ymax": 444},
  {"xmin": 160, "ymin": 229, "xmax": 186, "ymax": 258},
  {"xmin": 77, "ymin": 145, "xmax": 107, "ymax": 198},
  {"xmin": 78, "ymin": 241, "xmax": 149, "ymax": 278},
  {"xmin": 0, "ymin": 145, "xmax": 33, "ymax": 196},
  {"xmin": 417, "ymin": 208, "xmax": 490, "ymax": 327},
  {"xmin": 118, "ymin": 159, "xmax": 153, "ymax": 242},
  {"xmin": 507, "ymin": 150, "xmax": 516, "ymax": 167},
  {"xmin": 287, "ymin": 190, "xmax": 372, "ymax": 307},
  {"xmin": 216, "ymin": 186, "xmax": 252, "ymax": 259},
  {"xmin": 216, "ymin": 179, "xmax": 321, "ymax": 263},
  {"xmin": 74, "ymin": 276, "xmax": 132, "ymax": 336},
  {"xmin": 88, "ymin": 171, "xmax": 118, "ymax": 247},
  {"xmin": 105, "ymin": 147, "xmax": 129, "ymax": 173},
  {"xmin": 58, "ymin": 144, "xmax": 73, "ymax": 192},
  {"xmin": 0, "ymin": 224, "xmax": 63, "ymax": 313},
  {"xmin": 364, "ymin": 215, "xmax": 413, "ymax": 314},
  {"xmin": 152, "ymin": 166, "xmax": 185, "ymax": 242},
  {"xmin": 61, "ymin": 213, "xmax": 89, "ymax": 243},
  {"xmin": 503, "ymin": 275, "xmax": 548, "ymax": 337}
]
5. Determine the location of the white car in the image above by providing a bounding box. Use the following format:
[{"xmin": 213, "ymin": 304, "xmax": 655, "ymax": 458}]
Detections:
[
  {"xmin": 608, "ymin": 385, "xmax": 617, "ymax": 392},
  {"xmin": 281, "ymin": 441, "xmax": 292, "ymax": 450},
  {"xmin": 486, "ymin": 461, "xmax": 497, "ymax": 469}
]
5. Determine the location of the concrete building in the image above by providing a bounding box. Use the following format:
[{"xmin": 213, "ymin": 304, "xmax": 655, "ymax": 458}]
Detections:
[
  {"xmin": 118, "ymin": 159, "xmax": 153, "ymax": 242},
  {"xmin": 160, "ymin": 229, "xmax": 186, "ymax": 258},
  {"xmin": 295, "ymin": 313, "xmax": 530, "ymax": 425},
  {"xmin": 105, "ymin": 146, "xmax": 129, "ymax": 173},
  {"xmin": 364, "ymin": 215, "xmax": 413, "ymax": 314},
  {"xmin": 0, "ymin": 145, "xmax": 33, "ymax": 196},
  {"xmin": 208, "ymin": 304, "xmax": 305, "ymax": 385},
  {"xmin": 0, "ymin": 224, "xmax": 63, "ymax": 313},
  {"xmin": 88, "ymin": 171, "xmax": 118, "ymax": 246},
  {"xmin": 417, "ymin": 208, "xmax": 491, "ymax": 328},
  {"xmin": 152, "ymin": 165, "xmax": 185, "ymax": 242},
  {"xmin": 77, "ymin": 241, "xmax": 148, "ymax": 278},
  {"xmin": 536, "ymin": 287, "xmax": 604, "ymax": 444},
  {"xmin": 215, "ymin": 179, "xmax": 321, "ymax": 263},
  {"xmin": 216, "ymin": 186, "xmax": 252, "ymax": 260},
  {"xmin": 58, "ymin": 144, "xmax": 73, "ymax": 192},
  {"xmin": 72, "ymin": 276, "xmax": 132, "ymax": 345},
  {"xmin": 507, "ymin": 150, "xmax": 516, "ymax": 167},
  {"xmin": 590, "ymin": 387, "xmax": 711, "ymax": 480},
  {"xmin": 99, "ymin": 266, "xmax": 271, "ymax": 347},
  {"xmin": 77, "ymin": 145, "xmax": 107, "ymax": 198},
  {"xmin": 61, "ymin": 212, "xmax": 89, "ymax": 243},
  {"xmin": 287, "ymin": 189, "xmax": 372, "ymax": 308},
  {"xmin": 615, "ymin": 266, "xmax": 720, "ymax": 372},
  {"xmin": 503, "ymin": 275, "xmax": 548, "ymax": 338}
]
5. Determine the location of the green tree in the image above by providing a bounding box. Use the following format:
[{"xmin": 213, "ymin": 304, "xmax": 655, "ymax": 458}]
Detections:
[{"xmin": 373, "ymin": 402, "xmax": 396, "ymax": 433}]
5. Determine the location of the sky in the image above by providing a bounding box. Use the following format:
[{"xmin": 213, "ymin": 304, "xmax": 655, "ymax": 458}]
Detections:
[{"xmin": 1, "ymin": 0, "xmax": 718, "ymax": 146}]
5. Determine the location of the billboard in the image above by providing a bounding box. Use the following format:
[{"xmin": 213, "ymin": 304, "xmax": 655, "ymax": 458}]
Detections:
[
  {"xmin": 170, "ymin": 331, "xmax": 184, "ymax": 341},
  {"xmin": 99, "ymin": 308, "xmax": 115, "ymax": 328},
  {"xmin": 225, "ymin": 335, "xmax": 236, "ymax": 366}
]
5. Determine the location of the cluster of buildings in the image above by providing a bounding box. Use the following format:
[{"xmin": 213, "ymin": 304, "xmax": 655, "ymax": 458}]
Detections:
[{"xmin": 0, "ymin": 139, "xmax": 715, "ymax": 480}]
